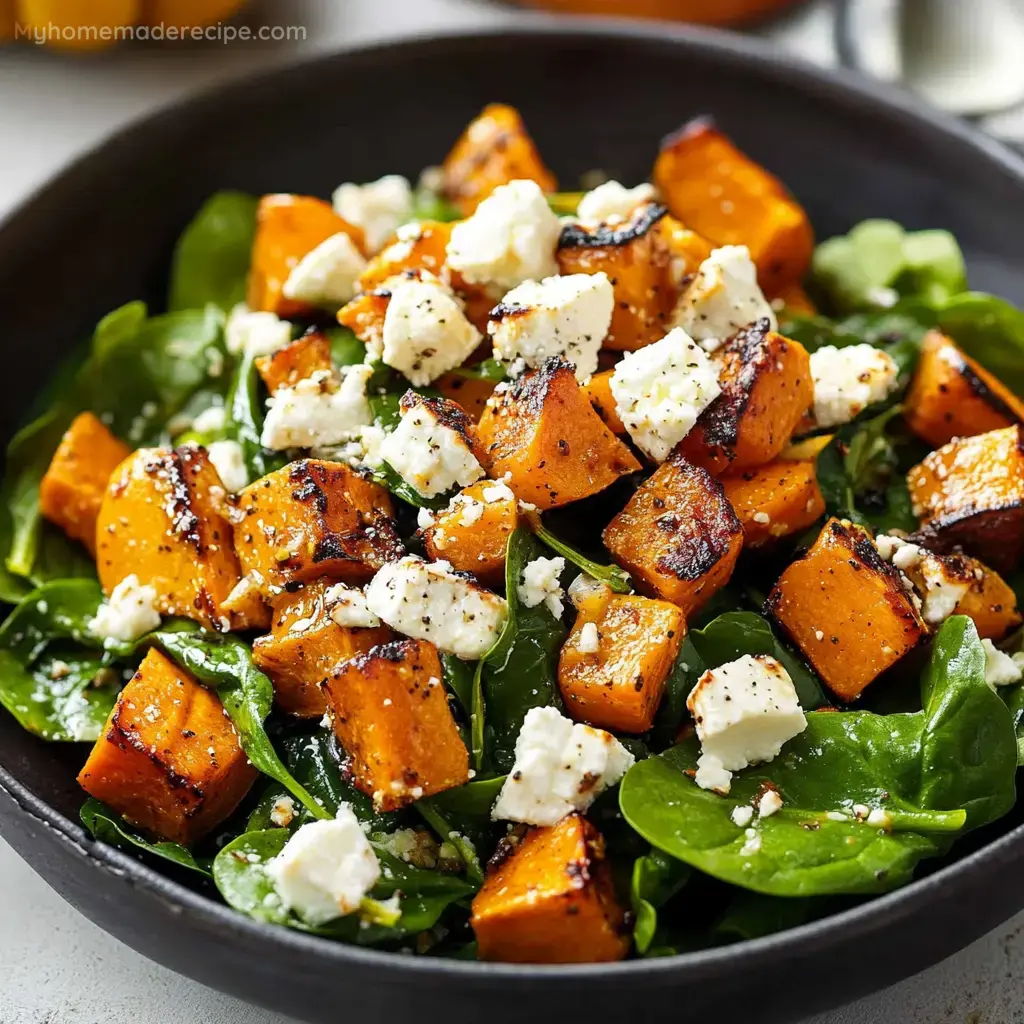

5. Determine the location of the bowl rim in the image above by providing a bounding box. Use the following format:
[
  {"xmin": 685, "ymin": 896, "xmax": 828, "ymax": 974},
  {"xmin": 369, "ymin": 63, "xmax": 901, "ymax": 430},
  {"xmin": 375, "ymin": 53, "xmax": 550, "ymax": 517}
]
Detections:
[{"xmin": 2, "ymin": 13, "xmax": 1024, "ymax": 984}]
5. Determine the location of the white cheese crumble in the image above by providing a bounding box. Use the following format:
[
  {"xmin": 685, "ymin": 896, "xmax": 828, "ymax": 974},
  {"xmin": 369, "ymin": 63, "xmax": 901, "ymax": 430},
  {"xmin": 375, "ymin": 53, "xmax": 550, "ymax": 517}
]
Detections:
[
  {"xmin": 809, "ymin": 344, "xmax": 899, "ymax": 428},
  {"xmin": 225, "ymin": 303, "xmax": 292, "ymax": 357},
  {"xmin": 206, "ymin": 440, "xmax": 249, "ymax": 493},
  {"xmin": 192, "ymin": 404, "xmax": 227, "ymax": 435},
  {"xmin": 331, "ymin": 175, "xmax": 413, "ymax": 254},
  {"xmin": 730, "ymin": 804, "xmax": 754, "ymax": 828},
  {"xmin": 264, "ymin": 804, "xmax": 380, "ymax": 926},
  {"xmin": 609, "ymin": 326, "xmax": 722, "ymax": 462},
  {"xmin": 365, "ymin": 556, "xmax": 508, "ymax": 660},
  {"xmin": 982, "ymin": 639, "xmax": 1024, "ymax": 688},
  {"xmin": 380, "ymin": 275, "xmax": 482, "ymax": 387},
  {"xmin": 672, "ymin": 245, "xmax": 777, "ymax": 346},
  {"xmin": 575, "ymin": 180, "xmax": 657, "ymax": 226},
  {"xmin": 757, "ymin": 790, "xmax": 784, "ymax": 819},
  {"xmin": 917, "ymin": 554, "xmax": 970, "ymax": 626},
  {"xmin": 261, "ymin": 365, "xmax": 372, "ymax": 451},
  {"xmin": 490, "ymin": 706, "xmax": 635, "ymax": 826},
  {"xmin": 516, "ymin": 556, "xmax": 566, "ymax": 618},
  {"xmin": 270, "ymin": 796, "xmax": 296, "ymax": 828},
  {"xmin": 282, "ymin": 231, "xmax": 366, "ymax": 307},
  {"xmin": 89, "ymin": 574, "xmax": 161, "ymax": 645},
  {"xmin": 482, "ymin": 481, "xmax": 515, "ymax": 503},
  {"xmin": 687, "ymin": 654, "xmax": 807, "ymax": 795},
  {"xmin": 446, "ymin": 179, "xmax": 561, "ymax": 292},
  {"xmin": 576, "ymin": 620, "xmax": 601, "ymax": 654},
  {"xmin": 488, "ymin": 273, "xmax": 613, "ymax": 382},
  {"xmin": 324, "ymin": 582, "xmax": 382, "ymax": 629}
]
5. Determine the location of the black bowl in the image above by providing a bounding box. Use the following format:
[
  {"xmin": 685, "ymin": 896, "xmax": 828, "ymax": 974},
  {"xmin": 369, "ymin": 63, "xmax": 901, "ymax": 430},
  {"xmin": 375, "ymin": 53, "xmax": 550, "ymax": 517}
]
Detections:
[{"xmin": 3, "ymin": 20, "xmax": 1024, "ymax": 1024}]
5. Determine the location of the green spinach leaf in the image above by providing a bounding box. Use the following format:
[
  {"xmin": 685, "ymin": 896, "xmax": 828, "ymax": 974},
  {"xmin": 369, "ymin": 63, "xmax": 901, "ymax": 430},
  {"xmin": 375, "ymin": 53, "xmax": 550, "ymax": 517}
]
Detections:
[
  {"xmin": 938, "ymin": 292, "xmax": 1024, "ymax": 398},
  {"xmin": 631, "ymin": 848, "xmax": 691, "ymax": 954},
  {"xmin": 226, "ymin": 349, "xmax": 287, "ymax": 481},
  {"xmin": 326, "ymin": 326, "xmax": 366, "ymax": 368},
  {"xmin": 530, "ymin": 518, "xmax": 631, "ymax": 594},
  {"xmin": 713, "ymin": 891, "xmax": 832, "ymax": 942}
]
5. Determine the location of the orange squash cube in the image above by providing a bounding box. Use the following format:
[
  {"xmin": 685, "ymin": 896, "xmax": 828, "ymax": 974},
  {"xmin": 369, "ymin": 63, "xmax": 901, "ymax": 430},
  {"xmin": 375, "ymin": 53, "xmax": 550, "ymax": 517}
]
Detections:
[
  {"xmin": 357, "ymin": 220, "xmax": 454, "ymax": 292},
  {"xmin": 336, "ymin": 288, "xmax": 389, "ymax": 352},
  {"xmin": 77, "ymin": 648, "xmax": 257, "ymax": 845},
  {"xmin": 471, "ymin": 814, "xmax": 629, "ymax": 963},
  {"xmin": 434, "ymin": 372, "xmax": 498, "ymax": 422},
  {"xmin": 655, "ymin": 213, "xmax": 714, "ymax": 283},
  {"xmin": 39, "ymin": 411, "xmax": 131, "ymax": 555},
  {"xmin": 255, "ymin": 332, "xmax": 333, "ymax": 393},
  {"xmin": 582, "ymin": 369, "xmax": 626, "ymax": 435},
  {"xmin": 770, "ymin": 283, "xmax": 817, "ymax": 316},
  {"xmin": 322, "ymin": 638, "xmax": 469, "ymax": 811},
  {"xmin": 720, "ymin": 456, "xmax": 825, "ymax": 547},
  {"xmin": 934, "ymin": 553, "xmax": 1022, "ymax": 642}
]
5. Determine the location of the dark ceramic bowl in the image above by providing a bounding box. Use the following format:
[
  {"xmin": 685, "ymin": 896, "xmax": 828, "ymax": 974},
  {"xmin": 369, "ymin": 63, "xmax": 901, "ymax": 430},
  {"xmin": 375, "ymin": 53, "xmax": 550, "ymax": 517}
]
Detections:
[{"xmin": 3, "ymin": 20, "xmax": 1024, "ymax": 1024}]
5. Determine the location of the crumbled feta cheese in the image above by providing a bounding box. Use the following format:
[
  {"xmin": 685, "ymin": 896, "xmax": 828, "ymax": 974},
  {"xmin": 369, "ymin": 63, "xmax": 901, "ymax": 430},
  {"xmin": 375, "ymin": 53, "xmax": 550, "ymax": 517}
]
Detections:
[
  {"xmin": 282, "ymin": 232, "xmax": 366, "ymax": 307},
  {"xmin": 446, "ymin": 179, "xmax": 561, "ymax": 291},
  {"xmin": 568, "ymin": 573, "xmax": 608, "ymax": 608},
  {"xmin": 576, "ymin": 621, "xmax": 600, "ymax": 654},
  {"xmin": 89, "ymin": 574, "xmax": 161, "ymax": 644},
  {"xmin": 488, "ymin": 273, "xmax": 614, "ymax": 382},
  {"xmin": 207, "ymin": 440, "xmax": 249, "ymax": 493},
  {"xmin": 730, "ymin": 804, "xmax": 755, "ymax": 828},
  {"xmin": 752, "ymin": 511, "xmax": 772, "ymax": 525},
  {"xmin": 261, "ymin": 365, "xmax": 372, "ymax": 451},
  {"xmin": 264, "ymin": 804, "xmax": 380, "ymax": 926},
  {"xmin": 365, "ymin": 556, "xmax": 508, "ymax": 659},
  {"xmin": 332, "ymin": 175, "xmax": 413, "ymax": 253},
  {"xmin": 324, "ymin": 583, "xmax": 381, "ymax": 629},
  {"xmin": 982, "ymin": 639, "xmax": 1023, "ymax": 687},
  {"xmin": 739, "ymin": 827, "xmax": 763, "ymax": 856},
  {"xmin": 809, "ymin": 344, "xmax": 899, "ymax": 428},
  {"xmin": 866, "ymin": 808, "xmax": 892, "ymax": 828},
  {"xmin": 576, "ymin": 180, "xmax": 657, "ymax": 226},
  {"xmin": 225, "ymin": 304, "xmax": 291, "ymax": 357},
  {"xmin": 381, "ymin": 275, "xmax": 481, "ymax": 387},
  {"xmin": 482, "ymin": 481, "xmax": 515, "ymax": 503},
  {"xmin": 416, "ymin": 507, "xmax": 436, "ymax": 530},
  {"xmin": 687, "ymin": 654, "xmax": 807, "ymax": 794},
  {"xmin": 757, "ymin": 790, "xmax": 784, "ymax": 818},
  {"xmin": 270, "ymin": 796, "xmax": 296, "ymax": 828},
  {"xmin": 491, "ymin": 706, "xmax": 634, "ymax": 826},
  {"xmin": 377, "ymin": 399, "xmax": 484, "ymax": 498},
  {"xmin": 917, "ymin": 553, "xmax": 970, "ymax": 626},
  {"xmin": 609, "ymin": 326, "xmax": 722, "ymax": 462},
  {"xmin": 672, "ymin": 245, "xmax": 777, "ymax": 345},
  {"xmin": 192, "ymin": 404, "xmax": 227, "ymax": 435},
  {"xmin": 517, "ymin": 556, "xmax": 566, "ymax": 618}
]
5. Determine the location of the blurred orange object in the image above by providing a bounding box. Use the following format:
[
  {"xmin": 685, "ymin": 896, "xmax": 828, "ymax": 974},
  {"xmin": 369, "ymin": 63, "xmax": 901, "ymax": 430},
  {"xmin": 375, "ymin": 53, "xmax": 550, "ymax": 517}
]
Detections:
[{"xmin": 515, "ymin": 0, "xmax": 797, "ymax": 25}]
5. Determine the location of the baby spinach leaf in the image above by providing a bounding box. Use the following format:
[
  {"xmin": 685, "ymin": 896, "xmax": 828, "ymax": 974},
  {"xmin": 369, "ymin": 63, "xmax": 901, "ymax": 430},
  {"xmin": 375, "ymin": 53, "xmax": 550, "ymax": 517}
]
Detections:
[
  {"xmin": 999, "ymin": 684, "xmax": 1024, "ymax": 766},
  {"xmin": 938, "ymin": 292, "xmax": 1024, "ymax": 398},
  {"xmin": 631, "ymin": 848, "xmax": 691, "ymax": 954},
  {"xmin": 226, "ymin": 349, "xmax": 287, "ymax": 481},
  {"xmin": 409, "ymin": 188, "xmax": 461, "ymax": 223},
  {"xmin": 80, "ymin": 798, "xmax": 212, "ymax": 877},
  {"xmin": 440, "ymin": 652, "xmax": 474, "ymax": 714},
  {"xmin": 326, "ymin": 326, "xmax": 366, "ymax": 368},
  {"xmin": 546, "ymin": 192, "xmax": 584, "ymax": 216},
  {"xmin": 530, "ymin": 518, "xmax": 631, "ymax": 594},
  {"xmin": 370, "ymin": 463, "xmax": 449, "ymax": 511},
  {"xmin": 713, "ymin": 891, "xmax": 833, "ymax": 942},
  {"xmin": 444, "ymin": 359, "xmax": 507, "ymax": 383},
  {"xmin": 169, "ymin": 190, "xmax": 258, "ymax": 314},
  {"xmin": 650, "ymin": 636, "xmax": 705, "ymax": 748},
  {"xmin": 414, "ymin": 801, "xmax": 484, "ymax": 888}
]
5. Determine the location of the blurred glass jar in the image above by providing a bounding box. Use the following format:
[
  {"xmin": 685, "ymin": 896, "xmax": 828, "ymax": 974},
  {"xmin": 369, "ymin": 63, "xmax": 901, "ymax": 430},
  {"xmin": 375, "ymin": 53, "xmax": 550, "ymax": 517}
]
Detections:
[{"xmin": 512, "ymin": 0, "xmax": 799, "ymax": 25}]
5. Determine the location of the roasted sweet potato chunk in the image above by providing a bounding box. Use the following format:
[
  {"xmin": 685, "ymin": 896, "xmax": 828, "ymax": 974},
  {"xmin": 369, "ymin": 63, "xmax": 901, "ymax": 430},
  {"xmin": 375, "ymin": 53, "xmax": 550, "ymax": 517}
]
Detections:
[
  {"xmin": 768, "ymin": 518, "xmax": 927, "ymax": 702},
  {"xmin": 653, "ymin": 118, "xmax": 813, "ymax": 294},
  {"xmin": 680, "ymin": 321, "xmax": 814, "ymax": 474},
  {"xmin": 471, "ymin": 814, "xmax": 628, "ymax": 963},
  {"xmin": 233, "ymin": 459, "xmax": 402, "ymax": 594},
  {"xmin": 559, "ymin": 584, "xmax": 685, "ymax": 733},
  {"xmin": 655, "ymin": 213, "xmax": 714, "ymax": 283},
  {"xmin": 907, "ymin": 425, "xmax": 1024, "ymax": 573},
  {"xmin": 39, "ymin": 411, "xmax": 130, "ymax": 555},
  {"xmin": 720, "ymin": 456, "xmax": 825, "ymax": 547},
  {"xmin": 583, "ymin": 369, "xmax": 626, "ymax": 435},
  {"xmin": 478, "ymin": 358, "xmax": 641, "ymax": 510},
  {"xmin": 255, "ymin": 332, "xmax": 333, "ymax": 393},
  {"xmin": 435, "ymin": 372, "xmax": 498, "ymax": 422},
  {"xmin": 603, "ymin": 452, "xmax": 743, "ymax": 615},
  {"xmin": 253, "ymin": 580, "xmax": 393, "ymax": 716},
  {"xmin": 336, "ymin": 288, "xmax": 390, "ymax": 352},
  {"xmin": 322, "ymin": 638, "xmax": 469, "ymax": 810},
  {"xmin": 938, "ymin": 553, "xmax": 1023, "ymax": 641},
  {"xmin": 442, "ymin": 103, "xmax": 557, "ymax": 215},
  {"xmin": 421, "ymin": 479, "xmax": 519, "ymax": 584},
  {"xmin": 357, "ymin": 220, "xmax": 454, "ymax": 292},
  {"xmin": 904, "ymin": 331, "xmax": 1024, "ymax": 448},
  {"xmin": 556, "ymin": 203, "xmax": 675, "ymax": 351},
  {"xmin": 78, "ymin": 649, "xmax": 257, "ymax": 845},
  {"xmin": 770, "ymin": 283, "xmax": 817, "ymax": 316},
  {"xmin": 96, "ymin": 445, "xmax": 241, "ymax": 631},
  {"xmin": 248, "ymin": 194, "xmax": 365, "ymax": 318}
]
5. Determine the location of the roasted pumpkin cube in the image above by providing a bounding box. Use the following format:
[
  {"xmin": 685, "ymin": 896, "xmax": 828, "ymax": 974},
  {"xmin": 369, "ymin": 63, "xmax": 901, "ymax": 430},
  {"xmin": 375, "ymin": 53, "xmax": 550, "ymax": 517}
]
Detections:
[
  {"xmin": 583, "ymin": 369, "xmax": 626, "ymax": 435},
  {"xmin": 602, "ymin": 452, "xmax": 743, "ymax": 615},
  {"xmin": 421, "ymin": 479, "xmax": 519, "ymax": 584},
  {"xmin": 556, "ymin": 203, "xmax": 676, "ymax": 351},
  {"xmin": 247, "ymin": 194, "xmax": 365, "ymax": 318},
  {"xmin": 653, "ymin": 118, "xmax": 814, "ymax": 294},
  {"xmin": 907, "ymin": 425, "xmax": 1024, "ymax": 573},
  {"xmin": 336, "ymin": 288, "xmax": 390, "ymax": 352},
  {"xmin": 77, "ymin": 648, "xmax": 257, "ymax": 846},
  {"xmin": 559, "ymin": 584, "xmax": 685, "ymax": 733},
  {"xmin": 442, "ymin": 103, "xmax": 557, "ymax": 216},
  {"xmin": 96, "ymin": 445, "xmax": 241, "ymax": 631},
  {"xmin": 471, "ymin": 814, "xmax": 628, "ymax": 963},
  {"xmin": 322, "ymin": 638, "xmax": 469, "ymax": 810},
  {"xmin": 720, "ymin": 456, "xmax": 825, "ymax": 547},
  {"xmin": 252, "ymin": 579, "xmax": 393, "ymax": 717},
  {"xmin": 233, "ymin": 459, "xmax": 403, "ymax": 594},
  {"xmin": 220, "ymin": 573, "xmax": 272, "ymax": 632},
  {"xmin": 435, "ymin": 371, "xmax": 498, "ymax": 422},
  {"xmin": 768, "ymin": 518, "xmax": 927, "ymax": 702},
  {"xmin": 477, "ymin": 357, "xmax": 641, "ymax": 510},
  {"xmin": 680, "ymin": 321, "xmax": 814, "ymax": 474},
  {"xmin": 39, "ymin": 411, "xmax": 131, "ymax": 555},
  {"xmin": 770, "ymin": 283, "xmax": 817, "ymax": 316},
  {"xmin": 357, "ymin": 220, "xmax": 454, "ymax": 292},
  {"xmin": 255, "ymin": 332, "xmax": 333, "ymax": 393},
  {"xmin": 939, "ymin": 553, "xmax": 1022, "ymax": 641},
  {"xmin": 904, "ymin": 331, "xmax": 1024, "ymax": 448},
  {"xmin": 655, "ymin": 213, "xmax": 714, "ymax": 284}
]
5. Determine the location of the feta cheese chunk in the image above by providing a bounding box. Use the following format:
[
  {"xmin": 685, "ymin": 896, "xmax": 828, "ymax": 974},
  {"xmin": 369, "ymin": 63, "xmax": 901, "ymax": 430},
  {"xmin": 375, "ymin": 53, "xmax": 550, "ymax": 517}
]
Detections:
[
  {"xmin": 365, "ymin": 556, "xmax": 508, "ymax": 659},
  {"xmin": 982, "ymin": 639, "xmax": 1024, "ymax": 688},
  {"xmin": 331, "ymin": 175, "xmax": 413, "ymax": 253},
  {"xmin": 89, "ymin": 574, "xmax": 161, "ymax": 645},
  {"xmin": 265, "ymin": 804, "xmax": 380, "ymax": 926},
  {"xmin": 381, "ymin": 275, "xmax": 482, "ymax": 387},
  {"xmin": 192, "ymin": 404, "xmax": 227, "ymax": 436},
  {"xmin": 261, "ymin": 365, "xmax": 372, "ymax": 451},
  {"xmin": 516, "ymin": 556, "xmax": 566, "ymax": 618},
  {"xmin": 225, "ymin": 304, "xmax": 292, "ymax": 357},
  {"xmin": 324, "ymin": 582, "xmax": 381, "ymax": 628},
  {"xmin": 377, "ymin": 397, "xmax": 484, "ymax": 498},
  {"xmin": 687, "ymin": 654, "xmax": 807, "ymax": 794},
  {"xmin": 446, "ymin": 179, "xmax": 561, "ymax": 292},
  {"xmin": 672, "ymin": 245, "xmax": 777, "ymax": 347},
  {"xmin": 206, "ymin": 439, "xmax": 249, "ymax": 493},
  {"xmin": 282, "ymin": 232, "xmax": 366, "ymax": 308},
  {"xmin": 757, "ymin": 790, "xmax": 784, "ymax": 818},
  {"xmin": 809, "ymin": 344, "xmax": 899, "ymax": 428},
  {"xmin": 491, "ymin": 706, "xmax": 635, "ymax": 826},
  {"xmin": 488, "ymin": 273, "xmax": 613, "ymax": 382},
  {"xmin": 916, "ymin": 554, "xmax": 971, "ymax": 626},
  {"xmin": 576, "ymin": 621, "xmax": 600, "ymax": 654},
  {"xmin": 576, "ymin": 180, "xmax": 657, "ymax": 226},
  {"xmin": 609, "ymin": 326, "xmax": 722, "ymax": 461}
]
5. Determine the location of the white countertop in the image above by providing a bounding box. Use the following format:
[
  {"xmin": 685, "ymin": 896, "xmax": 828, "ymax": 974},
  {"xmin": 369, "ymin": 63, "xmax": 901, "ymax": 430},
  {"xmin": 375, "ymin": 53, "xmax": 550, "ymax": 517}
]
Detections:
[{"xmin": 2, "ymin": 1, "xmax": 1023, "ymax": 1021}]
